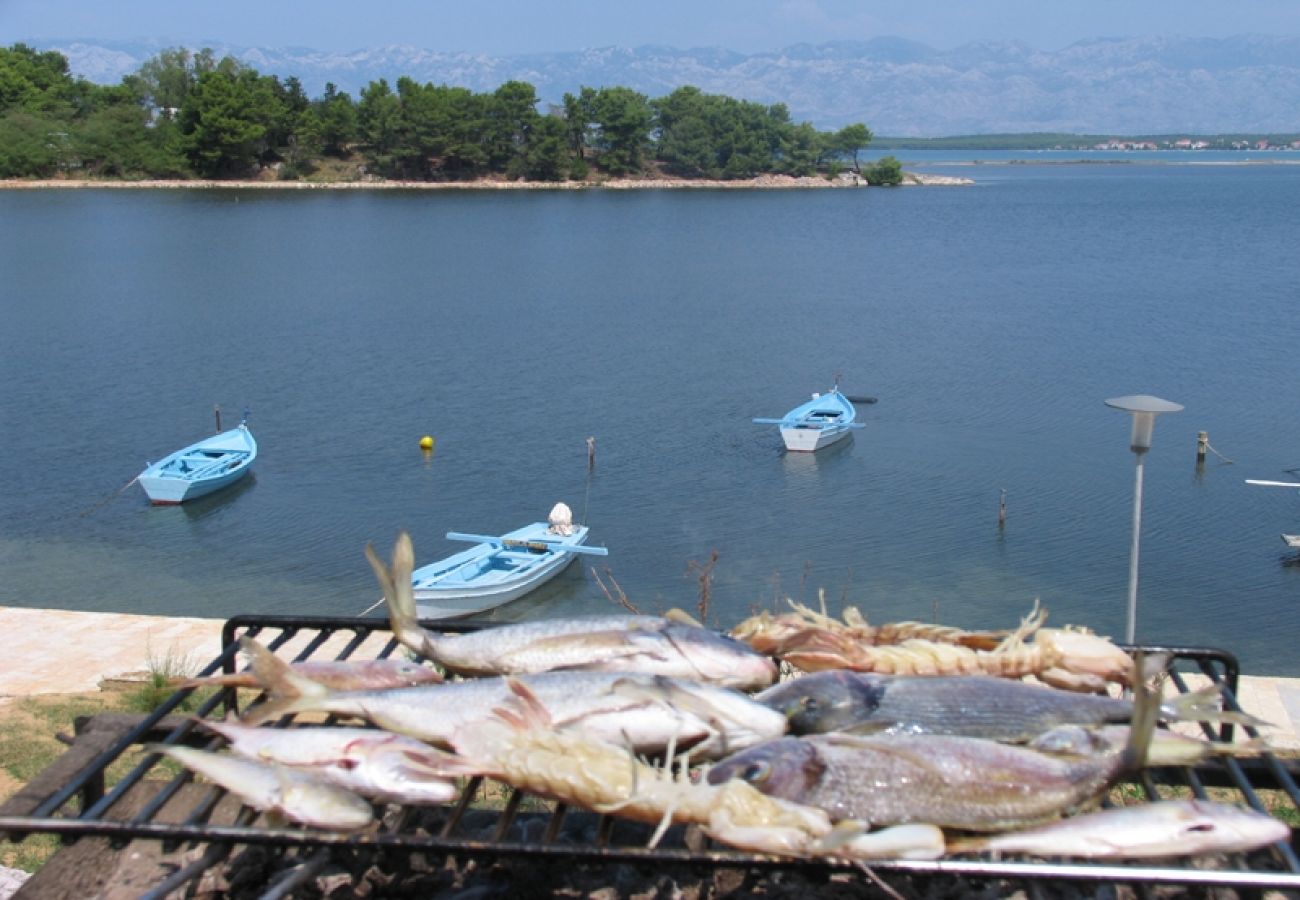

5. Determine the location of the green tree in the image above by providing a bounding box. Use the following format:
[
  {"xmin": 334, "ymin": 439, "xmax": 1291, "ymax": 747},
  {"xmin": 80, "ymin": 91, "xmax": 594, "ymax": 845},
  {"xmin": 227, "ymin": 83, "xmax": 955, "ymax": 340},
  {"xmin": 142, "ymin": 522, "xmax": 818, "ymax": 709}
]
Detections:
[
  {"xmin": 178, "ymin": 68, "xmax": 283, "ymax": 177},
  {"xmin": 487, "ymin": 80, "xmax": 540, "ymax": 172},
  {"xmin": 517, "ymin": 113, "xmax": 570, "ymax": 181},
  {"xmin": 313, "ymin": 82, "xmax": 357, "ymax": 157},
  {"xmin": 831, "ymin": 123, "xmax": 873, "ymax": 172},
  {"xmin": 0, "ymin": 44, "xmax": 82, "ymax": 117},
  {"xmin": 561, "ymin": 88, "xmax": 596, "ymax": 160},
  {"xmin": 587, "ymin": 86, "xmax": 652, "ymax": 175},
  {"xmin": 124, "ymin": 48, "xmax": 226, "ymax": 119},
  {"xmin": 0, "ymin": 110, "xmax": 60, "ymax": 176},
  {"xmin": 357, "ymin": 78, "xmax": 400, "ymax": 173}
]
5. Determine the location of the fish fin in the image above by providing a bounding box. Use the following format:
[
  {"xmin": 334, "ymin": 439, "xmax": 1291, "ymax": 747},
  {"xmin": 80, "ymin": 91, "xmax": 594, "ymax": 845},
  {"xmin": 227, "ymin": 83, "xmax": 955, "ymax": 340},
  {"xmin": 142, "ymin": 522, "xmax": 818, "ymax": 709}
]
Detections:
[
  {"xmin": 664, "ymin": 608, "xmax": 703, "ymax": 627},
  {"xmin": 1163, "ymin": 683, "xmax": 1271, "ymax": 728},
  {"xmin": 495, "ymin": 677, "xmax": 555, "ymax": 731},
  {"xmin": 237, "ymin": 637, "xmax": 330, "ymax": 726},
  {"xmin": 365, "ymin": 533, "xmax": 441, "ymax": 662}
]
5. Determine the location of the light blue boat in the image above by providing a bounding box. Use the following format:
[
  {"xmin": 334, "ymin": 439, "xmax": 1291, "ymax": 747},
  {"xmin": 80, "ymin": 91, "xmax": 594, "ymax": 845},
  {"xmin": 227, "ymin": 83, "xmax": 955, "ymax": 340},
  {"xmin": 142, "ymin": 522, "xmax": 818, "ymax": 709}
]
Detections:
[
  {"xmin": 753, "ymin": 387, "xmax": 864, "ymax": 452},
  {"xmin": 138, "ymin": 420, "xmax": 257, "ymax": 505},
  {"xmin": 411, "ymin": 507, "xmax": 609, "ymax": 620}
]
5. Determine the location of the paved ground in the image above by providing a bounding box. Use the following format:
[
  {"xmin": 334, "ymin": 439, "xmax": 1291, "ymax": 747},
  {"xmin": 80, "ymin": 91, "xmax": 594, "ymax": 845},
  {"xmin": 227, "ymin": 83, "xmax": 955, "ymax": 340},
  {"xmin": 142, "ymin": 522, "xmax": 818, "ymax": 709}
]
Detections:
[{"xmin": 1, "ymin": 604, "xmax": 1296, "ymax": 750}]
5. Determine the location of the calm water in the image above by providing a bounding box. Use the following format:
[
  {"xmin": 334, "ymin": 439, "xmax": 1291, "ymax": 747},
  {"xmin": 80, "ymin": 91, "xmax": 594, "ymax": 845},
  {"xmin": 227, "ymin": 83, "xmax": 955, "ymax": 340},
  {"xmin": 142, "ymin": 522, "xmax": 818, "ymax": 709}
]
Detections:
[{"xmin": 3, "ymin": 160, "xmax": 1299, "ymax": 673}]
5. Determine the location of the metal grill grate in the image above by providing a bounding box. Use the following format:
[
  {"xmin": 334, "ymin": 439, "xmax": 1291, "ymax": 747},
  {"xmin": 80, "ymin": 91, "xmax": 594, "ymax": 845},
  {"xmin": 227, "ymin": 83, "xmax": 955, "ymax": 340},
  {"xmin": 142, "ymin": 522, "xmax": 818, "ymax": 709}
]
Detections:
[{"xmin": 2, "ymin": 614, "xmax": 1298, "ymax": 897}]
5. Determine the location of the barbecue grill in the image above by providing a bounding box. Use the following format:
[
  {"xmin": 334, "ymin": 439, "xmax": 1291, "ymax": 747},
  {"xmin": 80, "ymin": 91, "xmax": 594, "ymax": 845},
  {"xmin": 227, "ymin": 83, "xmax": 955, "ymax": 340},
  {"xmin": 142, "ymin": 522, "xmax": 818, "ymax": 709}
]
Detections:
[{"xmin": 3, "ymin": 613, "xmax": 1298, "ymax": 898}]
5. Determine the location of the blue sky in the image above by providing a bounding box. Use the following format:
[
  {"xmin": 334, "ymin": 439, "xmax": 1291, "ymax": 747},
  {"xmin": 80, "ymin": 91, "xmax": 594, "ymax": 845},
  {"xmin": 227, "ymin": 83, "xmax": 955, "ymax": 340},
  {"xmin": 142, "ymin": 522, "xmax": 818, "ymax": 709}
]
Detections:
[{"xmin": 7, "ymin": 0, "xmax": 1300, "ymax": 54}]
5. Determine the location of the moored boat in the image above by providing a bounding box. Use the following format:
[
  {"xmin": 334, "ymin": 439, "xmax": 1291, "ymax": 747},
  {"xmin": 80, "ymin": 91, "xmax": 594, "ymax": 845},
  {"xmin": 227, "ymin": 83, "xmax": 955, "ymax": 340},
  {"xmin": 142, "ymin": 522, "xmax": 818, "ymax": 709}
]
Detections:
[
  {"xmin": 753, "ymin": 388, "xmax": 863, "ymax": 452},
  {"xmin": 412, "ymin": 503, "xmax": 608, "ymax": 620},
  {"xmin": 138, "ymin": 419, "xmax": 257, "ymax": 504}
]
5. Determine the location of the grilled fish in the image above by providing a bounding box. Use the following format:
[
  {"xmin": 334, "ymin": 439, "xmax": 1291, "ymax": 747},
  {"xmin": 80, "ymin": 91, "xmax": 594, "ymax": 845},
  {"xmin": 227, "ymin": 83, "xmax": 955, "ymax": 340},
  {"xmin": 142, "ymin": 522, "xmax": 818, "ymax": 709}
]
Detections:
[
  {"xmin": 757, "ymin": 670, "xmax": 1257, "ymax": 742},
  {"xmin": 711, "ymin": 666, "xmax": 1161, "ymax": 831},
  {"xmin": 706, "ymin": 731, "xmax": 1133, "ymax": 831},
  {"xmin": 178, "ymin": 656, "xmax": 442, "ymax": 692},
  {"xmin": 949, "ymin": 799, "xmax": 1289, "ymax": 858},
  {"xmin": 148, "ymin": 743, "xmax": 375, "ymax": 831},
  {"xmin": 198, "ymin": 717, "xmax": 458, "ymax": 804},
  {"xmin": 368, "ymin": 533, "xmax": 777, "ymax": 689},
  {"xmin": 238, "ymin": 637, "xmax": 785, "ymax": 758}
]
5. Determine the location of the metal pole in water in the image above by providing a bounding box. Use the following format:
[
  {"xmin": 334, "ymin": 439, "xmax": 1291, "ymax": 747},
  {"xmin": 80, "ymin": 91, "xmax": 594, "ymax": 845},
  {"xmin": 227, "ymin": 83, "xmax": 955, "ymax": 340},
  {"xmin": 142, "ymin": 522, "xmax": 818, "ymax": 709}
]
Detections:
[{"xmin": 1196, "ymin": 431, "xmax": 1208, "ymax": 463}]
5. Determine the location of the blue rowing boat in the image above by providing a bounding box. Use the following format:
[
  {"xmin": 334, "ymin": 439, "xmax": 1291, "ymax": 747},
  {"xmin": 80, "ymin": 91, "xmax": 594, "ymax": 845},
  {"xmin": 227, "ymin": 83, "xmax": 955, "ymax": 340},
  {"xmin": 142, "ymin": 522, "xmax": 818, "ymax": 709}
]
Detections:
[
  {"xmin": 411, "ymin": 504, "xmax": 609, "ymax": 620},
  {"xmin": 753, "ymin": 387, "xmax": 864, "ymax": 452},
  {"xmin": 138, "ymin": 419, "xmax": 257, "ymax": 505}
]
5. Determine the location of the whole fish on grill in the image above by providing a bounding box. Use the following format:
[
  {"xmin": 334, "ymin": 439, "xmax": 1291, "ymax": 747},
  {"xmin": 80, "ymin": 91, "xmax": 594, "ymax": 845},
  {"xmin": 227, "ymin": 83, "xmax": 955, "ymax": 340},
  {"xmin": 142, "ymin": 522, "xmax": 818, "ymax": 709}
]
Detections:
[
  {"xmin": 178, "ymin": 656, "xmax": 442, "ymax": 692},
  {"xmin": 948, "ymin": 799, "xmax": 1290, "ymax": 859},
  {"xmin": 147, "ymin": 743, "xmax": 375, "ymax": 831},
  {"xmin": 706, "ymin": 731, "xmax": 1135, "ymax": 831},
  {"xmin": 367, "ymin": 533, "xmax": 777, "ymax": 689},
  {"xmin": 756, "ymin": 670, "xmax": 1259, "ymax": 742},
  {"xmin": 198, "ymin": 718, "xmax": 458, "ymax": 804},
  {"xmin": 708, "ymin": 672, "xmax": 1160, "ymax": 832},
  {"xmin": 238, "ymin": 637, "xmax": 785, "ymax": 758}
]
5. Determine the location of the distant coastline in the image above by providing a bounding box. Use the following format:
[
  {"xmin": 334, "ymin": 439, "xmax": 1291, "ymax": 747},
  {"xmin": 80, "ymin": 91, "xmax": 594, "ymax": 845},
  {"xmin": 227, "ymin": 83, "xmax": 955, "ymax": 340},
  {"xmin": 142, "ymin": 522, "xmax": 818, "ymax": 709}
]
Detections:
[{"xmin": 0, "ymin": 172, "xmax": 973, "ymax": 191}]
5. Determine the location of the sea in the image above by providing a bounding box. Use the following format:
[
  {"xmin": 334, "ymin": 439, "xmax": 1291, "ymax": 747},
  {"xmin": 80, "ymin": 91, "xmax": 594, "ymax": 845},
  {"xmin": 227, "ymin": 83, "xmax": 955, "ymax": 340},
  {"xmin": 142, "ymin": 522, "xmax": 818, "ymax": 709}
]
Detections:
[{"xmin": 3, "ymin": 150, "xmax": 1299, "ymax": 674}]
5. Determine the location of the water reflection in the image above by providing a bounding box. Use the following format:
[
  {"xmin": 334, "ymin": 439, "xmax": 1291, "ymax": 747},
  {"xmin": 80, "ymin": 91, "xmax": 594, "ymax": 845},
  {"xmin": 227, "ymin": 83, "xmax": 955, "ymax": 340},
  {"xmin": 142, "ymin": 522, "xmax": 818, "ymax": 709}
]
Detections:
[{"xmin": 780, "ymin": 434, "xmax": 856, "ymax": 478}]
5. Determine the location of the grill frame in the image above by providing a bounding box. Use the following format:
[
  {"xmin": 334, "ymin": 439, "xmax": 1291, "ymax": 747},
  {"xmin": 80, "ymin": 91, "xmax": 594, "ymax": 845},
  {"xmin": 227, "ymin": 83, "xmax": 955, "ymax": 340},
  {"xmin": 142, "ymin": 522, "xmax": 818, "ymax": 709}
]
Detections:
[{"xmin": 3, "ymin": 613, "xmax": 1298, "ymax": 894}]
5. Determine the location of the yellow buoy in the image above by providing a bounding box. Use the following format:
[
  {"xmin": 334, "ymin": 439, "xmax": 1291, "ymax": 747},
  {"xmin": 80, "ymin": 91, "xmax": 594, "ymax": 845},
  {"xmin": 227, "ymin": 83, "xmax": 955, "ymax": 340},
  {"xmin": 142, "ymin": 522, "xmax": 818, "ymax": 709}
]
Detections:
[{"xmin": 419, "ymin": 435, "xmax": 435, "ymax": 451}]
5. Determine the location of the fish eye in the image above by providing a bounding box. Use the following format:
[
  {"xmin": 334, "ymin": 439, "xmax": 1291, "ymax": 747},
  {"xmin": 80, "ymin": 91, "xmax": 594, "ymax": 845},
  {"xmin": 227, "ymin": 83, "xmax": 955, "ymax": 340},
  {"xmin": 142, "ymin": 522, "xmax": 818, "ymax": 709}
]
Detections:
[
  {"xmin": 800, "ymin": 697, "xmax": 820, "ymax": 712},
  {"xmin": 740, "ymin": 761, "xmax": 771, "ymax": 783}
]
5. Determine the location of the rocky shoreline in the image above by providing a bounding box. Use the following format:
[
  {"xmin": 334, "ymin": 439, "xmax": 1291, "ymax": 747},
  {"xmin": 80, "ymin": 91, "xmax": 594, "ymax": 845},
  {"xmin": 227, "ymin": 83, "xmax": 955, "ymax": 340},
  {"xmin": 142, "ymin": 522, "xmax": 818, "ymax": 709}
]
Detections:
[{"xmin": 0, "ymin": 171, "xmax": 972, "ymax": 191}]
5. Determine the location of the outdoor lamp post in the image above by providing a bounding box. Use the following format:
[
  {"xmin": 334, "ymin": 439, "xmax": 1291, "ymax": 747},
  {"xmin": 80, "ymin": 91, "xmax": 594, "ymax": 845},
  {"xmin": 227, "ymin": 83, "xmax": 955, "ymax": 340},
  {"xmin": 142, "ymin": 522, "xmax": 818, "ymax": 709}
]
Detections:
[{"xmin": 1104, "ymin": 394, "xmax": 1183, "ymax": 645}]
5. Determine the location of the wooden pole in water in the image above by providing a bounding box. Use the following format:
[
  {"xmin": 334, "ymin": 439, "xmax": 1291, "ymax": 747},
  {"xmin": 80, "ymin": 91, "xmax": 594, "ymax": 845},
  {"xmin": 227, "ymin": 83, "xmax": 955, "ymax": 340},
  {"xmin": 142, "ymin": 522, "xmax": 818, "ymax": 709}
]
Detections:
[
  {"xmin": 214, "ymin": 404, "xmax": 222, "ymax": 432},
  {"xmin": 998, "ymin": 488, "xmax": 1007, "ymax": 528},
  {"xmin": 587, "ymin": 436, "xmax": 596, "ymax": 470},
  {"xmin": 1196, "ymin": 431, "xmax": 1208, "ymax": 463}
]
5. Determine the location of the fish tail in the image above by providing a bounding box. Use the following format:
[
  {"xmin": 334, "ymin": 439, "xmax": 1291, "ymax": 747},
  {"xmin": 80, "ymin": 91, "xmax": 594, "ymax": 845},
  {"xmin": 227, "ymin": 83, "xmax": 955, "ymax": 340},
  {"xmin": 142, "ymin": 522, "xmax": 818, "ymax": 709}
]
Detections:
[
  {"xmin": 1122, "ymin": 652, "xmax": 1161, "ymax": 771},
  {"xmin": 237, "ymin": 636, "xmax": 330, "ymax": 726},
  {"xmin": 365, "ymin": 533, "xmax": 441, "ymax": 661},
  {"xmin": 1163, "ymin": 684, "xmax": 1271, "ymax": 728}
]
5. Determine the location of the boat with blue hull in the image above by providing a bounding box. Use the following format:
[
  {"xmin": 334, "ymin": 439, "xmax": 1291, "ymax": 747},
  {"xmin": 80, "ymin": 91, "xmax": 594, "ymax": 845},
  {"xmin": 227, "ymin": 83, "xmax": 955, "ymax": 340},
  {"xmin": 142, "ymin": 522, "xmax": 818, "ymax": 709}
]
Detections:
[
  {"xmin": 412, "ymin": 504, "xmax": 609, "ymax": 620},
  {"xmin": 138, "ymin": 420, "xmax": 257, "ymax": 505},
  {"xmin": 753, "ymin": 388, "xmax": 864, "ymax": 453}
]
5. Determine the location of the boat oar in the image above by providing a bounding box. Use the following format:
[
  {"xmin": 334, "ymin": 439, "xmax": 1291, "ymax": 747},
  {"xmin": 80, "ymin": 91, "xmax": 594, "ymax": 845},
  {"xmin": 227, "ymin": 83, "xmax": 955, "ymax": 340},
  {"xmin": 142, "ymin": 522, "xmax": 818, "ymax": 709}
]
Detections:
[
  {"xmin": 445, "ymin": 532, "xmax": 610, "ymax": 556},
  {"xmin": 1245, "ymin": 480, "xmax": 1300, "ymax": 488},
  {"xmin": 845, "ymin": 395, "xmax": 878, "ymax": 404},
  {"xmin": 753, "ymin": 418, "xmax": 865, "ymax": 428}
]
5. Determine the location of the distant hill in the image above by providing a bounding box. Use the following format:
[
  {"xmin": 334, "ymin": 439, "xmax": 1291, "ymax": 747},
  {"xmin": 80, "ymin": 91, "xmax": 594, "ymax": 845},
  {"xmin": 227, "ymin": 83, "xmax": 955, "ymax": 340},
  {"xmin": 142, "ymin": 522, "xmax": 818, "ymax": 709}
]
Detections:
[{"xmin": 29, "ymin": 35, "xmax": 1300, "ymax": 136}]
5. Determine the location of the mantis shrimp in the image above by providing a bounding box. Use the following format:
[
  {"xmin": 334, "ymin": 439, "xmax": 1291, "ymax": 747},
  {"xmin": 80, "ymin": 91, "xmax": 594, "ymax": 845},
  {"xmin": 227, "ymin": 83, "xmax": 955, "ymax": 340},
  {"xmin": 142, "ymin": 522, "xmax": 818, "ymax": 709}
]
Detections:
[
  {"xmin": 731, "ymin": 599, "xmax": 1133, "ymax": 692},
  {"xmin": 442, "ymin": 679, "xmax": 946, "ymax": 861}
]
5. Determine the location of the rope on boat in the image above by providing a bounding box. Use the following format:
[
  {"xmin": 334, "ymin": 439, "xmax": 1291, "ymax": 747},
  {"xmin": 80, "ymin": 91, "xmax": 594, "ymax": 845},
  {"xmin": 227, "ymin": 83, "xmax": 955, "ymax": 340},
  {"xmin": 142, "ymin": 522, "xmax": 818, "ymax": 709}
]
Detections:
[
  {"xmin": 1203, "ymin": 441, "xmax": 1235, "ymax": 464},
  {"xmin": 77, "ymin": 476, "xmax": 138, "ymax": 517}
]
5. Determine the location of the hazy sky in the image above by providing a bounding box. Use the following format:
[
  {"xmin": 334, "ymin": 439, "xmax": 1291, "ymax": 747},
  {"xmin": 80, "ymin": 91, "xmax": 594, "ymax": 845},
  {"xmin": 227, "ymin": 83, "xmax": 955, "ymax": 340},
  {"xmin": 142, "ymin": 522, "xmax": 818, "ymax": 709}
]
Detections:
[{"xmin": 7, "ymin": 0, "xmax": 1300, "ymax": 54}]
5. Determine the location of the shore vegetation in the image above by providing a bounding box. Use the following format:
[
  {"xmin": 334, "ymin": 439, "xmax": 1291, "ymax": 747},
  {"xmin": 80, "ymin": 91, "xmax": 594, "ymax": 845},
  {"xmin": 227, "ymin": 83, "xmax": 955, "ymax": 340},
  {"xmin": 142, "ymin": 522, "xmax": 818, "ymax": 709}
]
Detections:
[{"xmin": 0, "ymin": 43, "xmax": 880, "ymax": 185}]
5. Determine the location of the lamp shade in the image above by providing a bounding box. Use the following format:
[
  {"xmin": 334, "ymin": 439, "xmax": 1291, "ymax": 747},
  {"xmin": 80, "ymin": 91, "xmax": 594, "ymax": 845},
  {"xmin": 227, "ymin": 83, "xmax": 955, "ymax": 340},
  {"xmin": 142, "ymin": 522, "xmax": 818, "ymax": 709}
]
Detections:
[{"xmin": 1104, "ymin": 395, "xmax": 1183, "ymax": 451}]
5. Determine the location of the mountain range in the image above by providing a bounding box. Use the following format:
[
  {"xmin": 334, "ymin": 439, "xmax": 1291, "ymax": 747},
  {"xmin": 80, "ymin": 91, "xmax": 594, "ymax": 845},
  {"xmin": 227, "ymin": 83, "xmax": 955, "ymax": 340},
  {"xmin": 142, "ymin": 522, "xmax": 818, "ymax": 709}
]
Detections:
[{"xmin": 33, "ymin": 35, "xmax": 1300, "ymax": 136}]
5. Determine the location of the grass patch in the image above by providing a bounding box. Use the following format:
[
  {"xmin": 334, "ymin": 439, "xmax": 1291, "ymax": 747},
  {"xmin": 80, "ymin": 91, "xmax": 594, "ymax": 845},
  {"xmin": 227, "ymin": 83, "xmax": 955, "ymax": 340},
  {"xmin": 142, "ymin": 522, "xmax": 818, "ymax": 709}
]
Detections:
[{"xmin": 0, "ymin": 688, "xmax": 130, "ymax": 872}]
